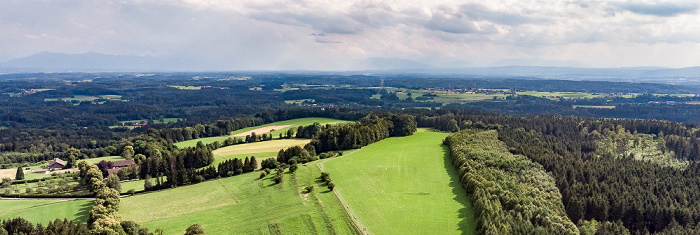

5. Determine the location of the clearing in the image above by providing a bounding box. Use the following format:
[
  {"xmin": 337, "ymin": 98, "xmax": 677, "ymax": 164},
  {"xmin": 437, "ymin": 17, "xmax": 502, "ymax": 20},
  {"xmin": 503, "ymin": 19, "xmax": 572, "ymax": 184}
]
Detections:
[
  {"xmin": 120, "ymin": 164, "xmax": 359, "ymax": 234},
  {"xmin": 321, "ymin": 131, "xmax": 476, "ymax": 235}
]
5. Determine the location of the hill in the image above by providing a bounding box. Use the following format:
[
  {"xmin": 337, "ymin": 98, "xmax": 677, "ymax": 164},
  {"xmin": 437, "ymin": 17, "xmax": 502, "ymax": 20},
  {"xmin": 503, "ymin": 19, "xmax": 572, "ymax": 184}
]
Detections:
[
  {"xmin": 120, "ymin": 164, "xmax": 360, "ymax": 234},
  {"xmin": 321, "ymin": 130, "xmax": 476, "ymax": 234}
]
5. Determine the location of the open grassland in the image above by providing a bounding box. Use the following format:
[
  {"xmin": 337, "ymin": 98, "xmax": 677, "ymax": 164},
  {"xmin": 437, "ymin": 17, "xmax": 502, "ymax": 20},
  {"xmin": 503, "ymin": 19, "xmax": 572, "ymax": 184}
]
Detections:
[
  {"xmin": 121, "ymin": 164, "xmax": 359, "ymax": 234},
  {"xmin": 120, "ymin": 180, "xmax": 145, "ymax": 194},
  {"xmin": 321, "ymin": 131, "xmax": 476, "ymax": 235},
  {"xmin": 175, "ymin": 117, "xmax": 350, "ymax": 148},
  {"xmin": 84, "ymin": 155, "xmax": 126, "ymax": 164},
  {"xmin": 0, "ymin": 199, "xmax": 93, "ymax": 224},
  {"xmin": 212, "ymin": 139, "xmax": 311, "ymax": 157}
]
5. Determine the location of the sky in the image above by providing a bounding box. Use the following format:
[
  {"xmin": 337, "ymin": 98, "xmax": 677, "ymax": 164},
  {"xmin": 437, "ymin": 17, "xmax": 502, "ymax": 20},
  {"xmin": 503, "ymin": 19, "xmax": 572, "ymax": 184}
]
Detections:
[{"xmin": 1, "ymin": 0, "xmax": 700, "ymax": 70}]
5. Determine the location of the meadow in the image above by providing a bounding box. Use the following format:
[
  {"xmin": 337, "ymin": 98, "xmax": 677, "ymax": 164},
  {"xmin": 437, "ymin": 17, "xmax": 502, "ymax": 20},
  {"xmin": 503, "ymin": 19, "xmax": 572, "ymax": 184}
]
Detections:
[
  {"xmin": 121, "ymin": 164, "xmax": 360, "ymax": 234},
  {"xmin": 174, "ymin": 117, "xmax": 351, "ymax": 148},
  {"xmin": 321, "ymin": 131, "xmax": 476, "ymax": 235},
  {"xmin": 0, "ymin": 199, "xmax": 93, "ymax": 224}
]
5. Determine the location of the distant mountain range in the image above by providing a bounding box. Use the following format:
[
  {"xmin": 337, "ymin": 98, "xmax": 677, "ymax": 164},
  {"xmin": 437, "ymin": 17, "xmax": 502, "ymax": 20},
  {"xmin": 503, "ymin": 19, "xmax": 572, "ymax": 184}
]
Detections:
[{"xmin": 2, "ymin": 52, "xmax": 700, "ymax": 85}]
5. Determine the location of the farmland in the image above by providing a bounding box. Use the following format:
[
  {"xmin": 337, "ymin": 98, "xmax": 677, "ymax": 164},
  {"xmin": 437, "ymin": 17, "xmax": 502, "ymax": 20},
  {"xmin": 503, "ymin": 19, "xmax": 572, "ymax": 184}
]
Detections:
[
  {"xmin": 212, "ymin": 139, "xmax": 311, "ymax": 156},
  {"xmin": 121, "ymin": 164, "xmax": 359, "ymax": 234},
  {"xmin": 0, "ymin": 199, "xmax": 93, "ymax": 224},
  {"xmin": 321, "ymin": 131, "xmax": 476, "ymax": 235},
  {"xmin": 174, "ymin": 117, "xmax": 351, "ymax": 148}
]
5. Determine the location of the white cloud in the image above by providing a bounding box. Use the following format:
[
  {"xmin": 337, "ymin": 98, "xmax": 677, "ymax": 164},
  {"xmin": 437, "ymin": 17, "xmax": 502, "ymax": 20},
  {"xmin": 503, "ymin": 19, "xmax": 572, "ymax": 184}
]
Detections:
[{"xmin": 1, "ymin": 0, "xmax": 699, "ymax": 69}]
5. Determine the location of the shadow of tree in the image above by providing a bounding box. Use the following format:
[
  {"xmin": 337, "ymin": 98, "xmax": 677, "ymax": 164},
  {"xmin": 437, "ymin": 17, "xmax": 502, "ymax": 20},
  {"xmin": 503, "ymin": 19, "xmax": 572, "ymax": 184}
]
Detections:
[
  {"xmin": 440, "ymin": 142, "xmax": 477, "ymax": 235},
  {"xmin": 73, "ymin": 199, "xmax": 94, "ymax": 223}
]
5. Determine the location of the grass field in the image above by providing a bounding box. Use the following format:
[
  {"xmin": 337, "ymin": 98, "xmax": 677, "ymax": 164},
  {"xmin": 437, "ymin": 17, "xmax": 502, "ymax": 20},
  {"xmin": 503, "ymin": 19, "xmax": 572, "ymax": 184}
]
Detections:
[
  {"xmin": 212, "ymin": 139, "xmax": 311, "ymax": 157},
  {"xmin": 84, "ymin": 155, "xmax": 126, "ymax": 164},
  {"xmin": 174, "ymin": 117, "xmax": 351, "ymax": 148},
  {"xmin": 121, "ymin": 164, "xmax": 360, "ymax": 234},
  {"xmin": 120, "ymin": 180, "xmax": 146, "ymax": 193},
  {"xmin": 0, "ymin": 199, "xmax": 93, "ymax": 224},
  {"xmin": 321, "ymin": 131, "xmax": 476, "ymax": 235}
]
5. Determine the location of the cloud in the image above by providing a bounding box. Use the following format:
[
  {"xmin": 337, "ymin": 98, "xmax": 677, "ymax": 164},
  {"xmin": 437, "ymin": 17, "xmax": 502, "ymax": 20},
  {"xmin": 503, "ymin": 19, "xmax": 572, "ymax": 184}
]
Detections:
[
  {"xmin": 1, "ymin": 0, "xmax": 700, "ymax": 69},
  {"xmin": 617, "ymin": 2, "xmax": 698, "ymax": 17}
]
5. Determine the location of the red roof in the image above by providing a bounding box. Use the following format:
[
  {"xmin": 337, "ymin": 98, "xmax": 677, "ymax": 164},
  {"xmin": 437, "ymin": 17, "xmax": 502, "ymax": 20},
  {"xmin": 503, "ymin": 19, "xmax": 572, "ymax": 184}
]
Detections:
[{"xmin": 111, "ymin": 160, "xmax": 135, "ymax": 168}]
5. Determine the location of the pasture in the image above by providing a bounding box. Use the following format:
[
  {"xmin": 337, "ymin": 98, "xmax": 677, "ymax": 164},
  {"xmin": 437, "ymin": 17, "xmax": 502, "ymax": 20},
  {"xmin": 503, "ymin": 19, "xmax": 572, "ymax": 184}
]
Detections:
[
  {"xmin": 0, "ymin": 199, "xmax": 93, "ymax": 224},
  {"xmin": 174, "ymin": 117, "xmax": 350, "ymax": 148},
  {"xmin": 121, "ymin": 164, "xmax": 359, "ymax": 234},
  {"xmin": 321, "ymin": 131, "xmax": 476, "ymax": 235}
]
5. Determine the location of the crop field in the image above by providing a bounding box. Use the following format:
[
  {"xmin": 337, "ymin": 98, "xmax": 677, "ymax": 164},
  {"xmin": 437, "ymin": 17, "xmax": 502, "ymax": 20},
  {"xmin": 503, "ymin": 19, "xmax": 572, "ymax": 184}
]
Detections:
[
  {"xmin": 175, "ymin": 117, "xmax": 351, "ymax": 148},
  {"xmin": 573, "ymin": 105, "xmax": 616, "ymax": 109},
  {"xmin": 0, "ymin": 199, "xmax": 93, "ymax": 224},
  {"xmin": 121, "ymin": 164, "xmax": 359, "ymax": 234},
  {"xmin": 517, "ymin": 91, "xmax": 601, "ymax": 99},
  {"xmin": 321, "ymin": 131, "xmax": 476, "ymax": 235},
  {"xmin": 212, "ymin": 139, "xmax": 311, "ymax": 157},
  {"xmin": 168, "ymin": 85, "xmax": 202, "ymax": 90}
]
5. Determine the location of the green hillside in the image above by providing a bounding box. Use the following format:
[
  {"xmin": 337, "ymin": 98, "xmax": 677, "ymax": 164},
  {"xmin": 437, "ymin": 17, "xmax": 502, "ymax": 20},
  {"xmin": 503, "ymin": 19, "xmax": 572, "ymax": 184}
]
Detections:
[
  {"xmin": 321, "ymin": 131, "xmax": 476, "ymax": 235},
  {"xmin": 120, "ymin": 164, "xmax": 360, "ymax": 234}
]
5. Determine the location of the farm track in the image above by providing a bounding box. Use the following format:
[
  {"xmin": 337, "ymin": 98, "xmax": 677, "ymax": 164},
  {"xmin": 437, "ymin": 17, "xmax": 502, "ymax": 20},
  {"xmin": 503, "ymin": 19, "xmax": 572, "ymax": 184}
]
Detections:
[
  {"xmin": 216, "ymin": 178, "xmax": 240, "ymax": 203},
  {"xmin": 317, "ymin": 149, "xmax": 368, "ymax": 235}
]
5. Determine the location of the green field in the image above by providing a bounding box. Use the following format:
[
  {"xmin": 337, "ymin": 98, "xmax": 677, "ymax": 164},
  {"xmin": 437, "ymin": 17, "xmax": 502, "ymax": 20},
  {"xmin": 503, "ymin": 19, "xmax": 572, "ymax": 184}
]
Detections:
[
  {"xmin": 121, "ymin": 164, "xmax": 360, "ymax": 234},
  {"xmin": 174, "ymin": 117, "xmax": 351, "ymax": 148},
  {"xmin": 0, "ymin": 199, "xmax": 93, "ymax": 224},
  {"xmin": 84, "ymin": 155, "xmax": 126, "ymax": 164},
  {"xmin": 121, "ymin": 179, "xmax": 145, "ymax": 194},
  {"xmin": 321, "ymin": 131, "xmax": 476, "ymax": 235}
]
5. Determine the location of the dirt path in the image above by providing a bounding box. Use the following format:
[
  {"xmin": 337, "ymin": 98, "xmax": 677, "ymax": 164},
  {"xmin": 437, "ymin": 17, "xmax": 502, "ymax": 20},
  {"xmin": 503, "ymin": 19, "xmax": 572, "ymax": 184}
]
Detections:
[
  {"xmin": 317, "ymin": 149, "xmax": 370, "ymax": 235},
  {"xmin": 232, "ymin": 125, "xmax": 292, "ymax": 137}
]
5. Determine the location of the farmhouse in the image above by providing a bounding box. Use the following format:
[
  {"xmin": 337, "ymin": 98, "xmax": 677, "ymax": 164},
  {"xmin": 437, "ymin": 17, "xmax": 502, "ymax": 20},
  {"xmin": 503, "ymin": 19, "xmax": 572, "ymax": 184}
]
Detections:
[
  {"xmin": 98, "ymin": 159, "xmax": 135, "ymax": 176},
  {"xmin": 47, "ymin": 158, "xmax": 66, "ymax": 170}
]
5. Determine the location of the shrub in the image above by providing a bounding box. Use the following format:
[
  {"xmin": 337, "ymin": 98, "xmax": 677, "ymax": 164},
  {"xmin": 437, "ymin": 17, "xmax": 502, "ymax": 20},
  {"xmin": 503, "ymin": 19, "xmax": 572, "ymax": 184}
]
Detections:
[
  {"xmin": 305, "ymin": 186, "xmax": 313, "ymax": 193},
  {"xmin": 327, "ymin": 182, "xmax": 335, "ymax": 191},
  {"xmin": 259, "ymin": 171, "xmax": 267, "ymax": 179}
]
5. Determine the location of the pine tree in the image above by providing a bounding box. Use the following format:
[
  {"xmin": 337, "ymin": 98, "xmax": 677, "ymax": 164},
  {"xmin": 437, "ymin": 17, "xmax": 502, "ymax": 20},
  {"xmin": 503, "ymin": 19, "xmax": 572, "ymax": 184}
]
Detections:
[{"xmin": 15, "ymin": 166, "xmax": 24, "ymax": 181}]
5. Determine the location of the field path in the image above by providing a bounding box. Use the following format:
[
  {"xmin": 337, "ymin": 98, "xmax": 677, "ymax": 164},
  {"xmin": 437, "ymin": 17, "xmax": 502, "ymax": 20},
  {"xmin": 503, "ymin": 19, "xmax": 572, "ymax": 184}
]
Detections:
[
  {"xmin": 317, "ymin": 149, "xmax": 369, "ymax": 235},
  {"xmin": 216, "ymin": 179, "xmax": 240, "ymax": 203}
]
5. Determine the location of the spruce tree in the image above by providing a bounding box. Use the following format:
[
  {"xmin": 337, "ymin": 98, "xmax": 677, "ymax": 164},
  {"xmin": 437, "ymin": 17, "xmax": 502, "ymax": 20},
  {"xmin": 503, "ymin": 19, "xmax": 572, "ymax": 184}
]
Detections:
[{"xmin": 15, "ymin": 166, "xmax": 24, "ymax": 181}]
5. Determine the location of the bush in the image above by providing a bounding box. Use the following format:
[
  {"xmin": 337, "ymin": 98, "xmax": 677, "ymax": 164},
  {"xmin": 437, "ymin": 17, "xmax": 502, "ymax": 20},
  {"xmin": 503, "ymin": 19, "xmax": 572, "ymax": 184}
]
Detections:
[
  {"xmin": 127, "ymin": 189, "xmax": 136, "ymax": 195},
  {"xmin": 259, "ymin": 171, "xmax": 267, "ymax": 179},
  {"xmin": 305, "ymin": 186, "xmax": 313, "ymax": 193},
  {"xmin": 289, "ymin": 164, "xmax": 298, "ymax": 173},
  {"xmin": 273, "ymin": 174, "xmax": 283, "ymax": 184},
  {"xmin": 327, "ymin": 182, "xmax": 335, "ymax": 191}
]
